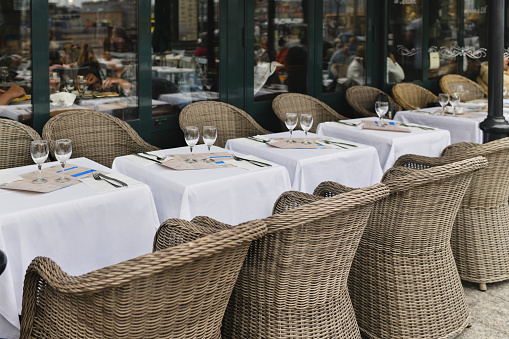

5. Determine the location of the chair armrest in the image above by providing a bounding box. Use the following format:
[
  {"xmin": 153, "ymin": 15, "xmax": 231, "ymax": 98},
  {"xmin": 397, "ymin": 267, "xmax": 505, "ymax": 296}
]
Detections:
[
  {"xmin": 393, "ymin": 154, "xmax": 453, "ymax": 169},
  {"xmin": 441, "ymin": 142, "xmax": 479, "ymax": 156},
  {"xmin": 313, "ymin": 181, "xmax": 356, "ymax": 197},
  {"xmin": 272, "ymin": 190, "xmax": 322, "ymax": 214}
]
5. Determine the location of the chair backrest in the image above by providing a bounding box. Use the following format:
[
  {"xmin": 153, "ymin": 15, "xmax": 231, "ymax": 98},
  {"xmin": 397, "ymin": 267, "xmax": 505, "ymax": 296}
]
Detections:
[
  {"xmin": 179, "ymin": 101, "xmax": 271, "ymax": 147},
  {"xmin": 476, "ymin": 75, "xmax": 489, "ymax": 96},
  {"xmin": 346, "ymin": 86, "xmax": 402, "ymax": 118},
  {"xmin": 0, "ymin": 119, "xmax": 41, "ymax": 170},
  {"xmin": 439, "ymin": 74, "xmax": 485, "ymax": 101},
  {"xmin": 392, "ymin": 82, "xmax": 439, "ymax": 110},
  {"xmin": 42, "ymin": 110, "xmax": 158, "ymax": 167},
  {"xmin": 272, "ymin": 93, "xmax": 348, "ymax": 133},
  {"xmin": 21, "ymin": 218, "xmax": 266, "ymax": 339},
  {"xmin": 194, "ymin": 56, "xmax": 208, "ymax": 78},
  {"xmin": 222, "ymin": 183, "xmax": 390, "ymax": 338}
]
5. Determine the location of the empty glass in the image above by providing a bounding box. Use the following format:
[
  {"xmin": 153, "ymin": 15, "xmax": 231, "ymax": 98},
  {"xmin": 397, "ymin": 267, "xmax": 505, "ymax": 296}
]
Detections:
[
  {"xmin": 438, "ymin": 93, "xmax": 449, "ymax": 116},
  {"xmin": 375, "ymin": 101, "xmax": 389, "ymax": 126},
  {"xmin": 54, "ymin": 139, "xmax": 72, "ymax": 182},
  {"xmin": 66, "ymin": 78, "xmax": 75, "ymax": 92},
  {"xmin": 0, "ymin": 67, "xmax": 8, "ymax": 84},
  {"xmin": 202, "ymin": 126, "xmax": 217, "ymax": 162},
  {"xmin": 285, "ymin": 112, "xmax": 298, "ymax": 143},
  {"xmin": 300, "ymin": 114, "xmax": 313, "ymax": 143},
  {"xmin": 184, "ymin": 126, "xmax": 200, "ymax": 163},
  {"xmin": 450, "ymin": 94, "xmax": 460, "ymax": 117},
  {"xmin": 30, "ymin": 140, "xmax": 49, "ymax": 184}
]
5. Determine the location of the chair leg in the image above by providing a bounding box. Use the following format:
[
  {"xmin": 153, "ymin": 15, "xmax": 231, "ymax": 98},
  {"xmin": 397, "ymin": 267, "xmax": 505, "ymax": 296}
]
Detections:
[{"xmin": 478, "ymin": 283, "xmax": 487, "ymax": 291}]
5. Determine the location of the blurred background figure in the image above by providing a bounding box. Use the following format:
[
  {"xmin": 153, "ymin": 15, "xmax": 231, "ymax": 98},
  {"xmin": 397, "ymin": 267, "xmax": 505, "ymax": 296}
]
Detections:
[
  {"xmin": 194, "ymin": 32, "xmax": 208, "ymax": 57},
  {"xmin": 387, "ymin": 52, "xmax": 405, "ymax": 83}
]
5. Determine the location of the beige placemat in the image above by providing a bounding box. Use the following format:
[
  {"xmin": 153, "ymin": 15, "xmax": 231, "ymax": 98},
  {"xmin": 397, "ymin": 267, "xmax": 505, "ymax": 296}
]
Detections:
[
  {"xmin": 267, "ymin": 138, "xmax": 333, "ymax": 149},
  {"xmin": 160, "ymin": 152, "xmax": 234, "ymax": 170},
  {"xmin": 0, "ymin": 164, "xmax": 92, "ymax": 193},
  {"xmin": 362, "ymin": 120, "xmax": 411, "ymax": 133},
  {"xmin": 445, "ymin": 111, "xmax": 487, "ymax": 118}
]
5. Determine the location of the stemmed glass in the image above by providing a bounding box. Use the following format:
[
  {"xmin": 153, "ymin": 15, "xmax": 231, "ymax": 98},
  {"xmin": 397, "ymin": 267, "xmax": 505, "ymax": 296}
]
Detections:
[
  {"xmin": 278, "ymin": 71, "xmax": 287, "ymax": 88},
  {"xmin": 184, "ymin": 126, "xmax": 199, "ymax": 163},
  {"xmin": 30, "ymin": 140, "xmax": 49, "ymax": 184},
  {"xmin": 375, "ymin": 101, "xmax": 389, "ymax": 127},
  {"xmin": 50, "ymin": 73, "xmax": 61, "ymax": 93},
  {"xmin": 202, "ymin": 126, "xmax": 217, "ymax": 162},
  {"xmin": 0, "ymin": 67, "xmax": 8, "ymax": 84},
  {"xmin": 54, "ymin": 139, "xmax": 72, "ymax": 182},
  {"xmin": 453, "ymin": 84, "xmax": 464, "ymax": 104},
  {"xmin": 450, "ymin": 93, "xmax": 460, "ymax": 117},
  {"xmin": 438, "ymin": 93, "xmax": 449, "ymax": 116},
  {"xmin": 300, "ymin": 114, "xmax": 313, "ymax": 144},
  {"xmin": 77, "ymin": 78, "xmax": 87, "ymax": 100},
  {"xmin": 284, "ymin": 112, "xmax": 298, "ymax": 143},
  {"xmin": 66, "ymin": 78, "xmax": 75, "ymax": 93}
]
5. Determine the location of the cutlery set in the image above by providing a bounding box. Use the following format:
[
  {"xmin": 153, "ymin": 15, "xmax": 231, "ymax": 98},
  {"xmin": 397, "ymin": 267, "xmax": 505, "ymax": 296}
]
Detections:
[
  {"xmin": 232, "ymin": 155, "xmax": 272, "ymax": 167},
  {"xmin": 92, "ymin": 172, "xmax": 128, "ymax": 188},
  {"xmin": 399, "ymin": 123, "xmax": 435, "ymax": 130},
  {"xmin": 246, "ymin": 136, "xmax": 271, "ymax": 143},
  {"xmin": 336, "ymin": 121, "xmax": 361, "ymax": 127},
  {"xmin": 133, "ymin": 153, "xmax": 164, "ymax": 164},
  {"xmin": 321, "ymin": 140, "xmax": 358, "ymax": 149}
]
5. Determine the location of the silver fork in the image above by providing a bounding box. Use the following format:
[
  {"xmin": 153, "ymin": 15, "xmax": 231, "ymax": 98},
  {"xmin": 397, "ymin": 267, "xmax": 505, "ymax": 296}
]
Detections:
[
  {"xmin": 143, "ymin": 152, "xmax": 165, "ymax": 161},
  {"xmin": 93, "ymin": 173, "xmax": 121, "ymax": 188},
  {"xmin": 232, "ymin": 155, "xmax": 270, "ymax": 167}
]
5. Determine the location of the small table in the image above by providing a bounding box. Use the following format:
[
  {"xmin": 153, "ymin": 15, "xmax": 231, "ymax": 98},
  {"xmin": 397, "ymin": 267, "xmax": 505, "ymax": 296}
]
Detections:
[
  {"xmin": 0, "ymin": 157, "xmax": 160, "ymax": 338},
  {"xmin": 225, "ymin": 131, "xmax": 383, "ymax": 193},
  {"xmin": 316, "ymin": 117, "xmax": 451, "ymax": 172},
  {"xmin": 111, "ymin": 145, "xmax": 292, "ymax": 225}
]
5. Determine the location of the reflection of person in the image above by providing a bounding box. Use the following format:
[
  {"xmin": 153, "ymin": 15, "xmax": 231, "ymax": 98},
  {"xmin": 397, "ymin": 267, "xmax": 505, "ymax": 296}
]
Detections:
[
  {"xmin": 387, "ymin": 53, "xmax": 405, "ymax": 83},
  {"xmin": 406, "ymin": 14, "xmax": 423, "ymax": 79},
  {"xmin": 0, "ymin": 85, "xmax": 25, "ymax": 105},
  {"xmin": 111, "ymin": 27, "xmax": 133, "ymax": 53},
  {"xmin": 327, "ymin": 42, "xmax": 351, "ymax": 79},
  {"xmin": 194, "ymin": 32, "xmax": 208, "ymax": 57},
  {"xmin": 346, "ymin": 45, "xmax": 365, "ymax": 85},
  {"xmin": 480, "ymin": 59, "xmax": 509, "ymax": 89},
  {"xmin": 77, "ymin": 44, "xmax": 102, "ymax": 90},
  {"xmin": 101, "ymin": 63, "xmax": 136, "ymax": 95}
]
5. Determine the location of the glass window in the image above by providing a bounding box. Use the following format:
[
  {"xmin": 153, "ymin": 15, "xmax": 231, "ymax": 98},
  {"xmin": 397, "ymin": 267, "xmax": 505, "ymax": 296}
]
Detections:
[
  {"xmin": 150, "ymin": 0, "xmax": 220, "ymax": 116},
  {"xmin": 0, "ymin": 0, "xmax": 32, "ymax": 124},
  {"xmin": 253, "ymin": 0, "xmax": 308, "ymax": 102},
  {"xmin": 322, "ymin": 0, "xmax": 367, "ymax": 93},
  {"xmin": 49, "ymin": 0, "xmax": 139, "ymax": 121}
]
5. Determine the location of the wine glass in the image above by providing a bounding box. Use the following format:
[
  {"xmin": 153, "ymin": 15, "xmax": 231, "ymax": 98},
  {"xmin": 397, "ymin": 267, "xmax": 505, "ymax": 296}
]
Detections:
[
  {"xmin": 30, "ymin": 140, "xmax": 49, "ymax": 184},
  {"xmin": 202, "ymin": 126, "xmax": 217, "ymax": 162},
  {"xmin": 375, "ymin": 101, "xmax": 389, "ymax": 126},
  {"xmin": 450, "ymin": 93, "xmax": 460, "ymax": 117},
  {"xmin": 0, "ymin": 67, "xmax": 8, "ymax": 84},
  {"xmin": 284, "ymin": 112, "xmax": 298, "ymax": 143},
  {"xmin": 77, "ymin": 78, "xmax": 87, "ymax": 99},
  {"xmin": 438, "ymin": 93, "xmax": 449, "ymax": 116},
  {"xmin": 54, "ymin": 139, "xmax": 72, "ymax": 183},
  {"xmin": 66, "ymin": 78, "xmax": 75, "ymax": 93},
  {"xmin": 184, "ymin": 126, "xmax": 199, "ymax": 163},
  {"xmin": 278, "ymin": 71, "xmax": 287, "ymax": 88},
  {"xmin": 453, "ymin": 84, "xmax": 464, "ymax": 104},
  {"xmin": 50, "ymin": 72, "xmax": 61, "ymax": 93},
  {"xmin": 300, "ymin": 113, "xmax": 313, "ymax": 143}
]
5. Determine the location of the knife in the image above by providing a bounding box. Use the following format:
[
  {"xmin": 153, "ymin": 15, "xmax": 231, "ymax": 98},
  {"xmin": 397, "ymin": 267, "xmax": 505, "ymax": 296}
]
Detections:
[
  {"xmin": 99, "ymin": 173, "xmax": 128, "ymax": 187},
  {"xmin": 133, "ymin": 153, "xmax": 163, "ymax": 164}
]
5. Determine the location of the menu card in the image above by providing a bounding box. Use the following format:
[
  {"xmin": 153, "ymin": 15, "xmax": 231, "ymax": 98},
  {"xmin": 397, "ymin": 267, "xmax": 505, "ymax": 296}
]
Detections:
[
  {"xmin": 362, "ymin": 120, "xmax": 411, "ymax": 133},
  {"xmin": 0, "ymin": 164, "xmax": 94, "ymax": 193},
  {"xmin": 160, "ymin": 152, "xmax": 234, "ymax": 170}
]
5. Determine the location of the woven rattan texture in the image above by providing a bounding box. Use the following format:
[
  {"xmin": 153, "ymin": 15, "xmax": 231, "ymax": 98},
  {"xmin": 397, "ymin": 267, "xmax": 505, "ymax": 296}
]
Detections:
[
  {"xmin": 395, "ymin": 137, "xmax": 509, "ymax": 286},
  {"xmin": 179, "ymin": 101, "xmax": 271, "ymax": 148},
  {"xmin": 272, "ymin": 93, "xmax": 348, "ymax": 133},
  {"xmin": 42, "ymin": 110, "xmax": 158, "ymax": 168},
  {"xmin": 222, "ymin": 184, "xmax": 390, "ymax": 339},
  {"xmin": 315, "ymin": 156, "xmax": 488, "ymax": 339},
  {"xmin": 0, "ymin": 119, "xmax": 41, "ymax": 169},
  {"xmin": 21, "ymin": 218, "xmax": 267, "ymax": 339},
  {"xmin": 345, "ymin": 86, "xmax": 402, "ymax": 118},
  {"xmin": 476, "ymin": 75, "xmax": 489, "ymax": 96},
  {"xmin": 439, "ymin": 74, "xmax": 486, "ymax": 101},
  {"xmin": 392, "ymin": 83, "xmax": 439, "ymax": 111}
]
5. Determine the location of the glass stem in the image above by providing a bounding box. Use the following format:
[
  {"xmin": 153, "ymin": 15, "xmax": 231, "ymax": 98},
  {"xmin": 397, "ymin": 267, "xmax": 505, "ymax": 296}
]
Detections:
[
  {"xmin": 38, "ymin": 164, "xmax": 42, "ymax": 181},
  {"xmin": 290, "ymin": 129, "xmax": 293, "ymax": 142},
  {"xmin": 61, "ymin": 162, "xmax": 65, "ymax": 181},
  {"xmin": 188, "ymin": 146, "xmax": 193, "ymax": 161},
  {"xmin": 208, "ymin": 145, "xmax": 211, "ymax": 161}
]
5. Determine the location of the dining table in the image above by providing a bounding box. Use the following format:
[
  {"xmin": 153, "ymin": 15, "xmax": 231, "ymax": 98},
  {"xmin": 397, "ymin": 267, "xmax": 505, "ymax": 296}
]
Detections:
[
  {"xmin": 225, "ymin": 130, "xmax": 384, "ymax": 193},
  {"xmin": 316, "ymin": 117, "xmax": 451, "ymax": 172},
  {"xmin": 0, "ymin": 157, "xmax": 160, "ymax": 339},
  {"xmin": 111, "ymin": 145, "xmax": 292, "ymax": 226}
]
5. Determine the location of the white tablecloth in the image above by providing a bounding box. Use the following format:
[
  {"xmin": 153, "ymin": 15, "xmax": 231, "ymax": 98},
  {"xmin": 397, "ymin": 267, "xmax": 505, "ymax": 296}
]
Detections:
[
  {"xmin": 112, "ymin": 145, "xmax": 292, "ymax": 225},
  {"xmin": 0, "ymin": 158, "xmax": 160, "ymax": 339},
  {"xmin": 225, "ymin": 131, "xmax": 383, "ymax": 193},
  {"xmin": 316, "ymin": 117, "xmax": 451, "ymax": 172}
]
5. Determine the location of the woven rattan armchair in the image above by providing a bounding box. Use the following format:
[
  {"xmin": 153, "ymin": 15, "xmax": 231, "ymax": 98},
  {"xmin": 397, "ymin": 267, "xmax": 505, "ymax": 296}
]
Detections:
[
  {"xmin": 392, "ymin": 82, "xmax": 439, "ymax": 110},
  {"xmin": 179, "ymin": 101, "xmax": 271, "ymax": 148},
  {"xmin": 0, "ymin": 119, "xmax": 41, "ymax": 169},
  {"xmin": 42, "ymin": 109, "xmax": 158, "ymax": 168},
  {"xmin": 439, "ymin": 74, "xmax": 486, "ymax": 101},
  {"xmin": 314, "ymin": 156, "xmax": 488, "ymax": 339},
  {"xmin": 476, "ymin": 75, "xmax": 489, "ymax": 96},
  {"xmin": 394, "ymin": 137, "xmax": 509, "ymax": 291},
  {"xmin": 21, "ymin": 218, "xmax": 267, "ymax": 339},
  {"xmin": 272, "ymin": 93, "xmax": 348, "ymax": 132},
  {"xmin": 345, "ymin": 86, "xmax": 401, "ymax": 118},
  {"xmin": 222, "ymin": 183, "xmax": 390, "ymax": 338}
]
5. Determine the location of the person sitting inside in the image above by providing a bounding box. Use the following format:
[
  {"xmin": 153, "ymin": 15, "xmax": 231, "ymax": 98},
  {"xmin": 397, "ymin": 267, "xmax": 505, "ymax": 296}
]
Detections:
[
  {"xmin": 0, "ymin": 84, "xmax": 25, "ymax": 105},
  {"xmin": 346, "ymin": 45, "xmax": 365, "ymax": 86},
  {"xmin": 387, "ymin": 52, "xmax": 405, "ymax": 83},
  {"xmin": 327, "ymin": 42, "xmax": 352, "ymax": 79}
]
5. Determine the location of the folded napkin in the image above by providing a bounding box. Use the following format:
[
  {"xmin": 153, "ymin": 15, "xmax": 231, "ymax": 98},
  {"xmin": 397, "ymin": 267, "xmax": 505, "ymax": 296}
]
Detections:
[
  {"xmin": 50, "ymin": 92, "xmax": 76, "ymax": 107},
  {"xmin": 0, "ymin": 169, "xmax": 23, "ymax": 185},
  {"xmin": 362, "ymin": 120, "xmax": 411, "ymax": 133}
]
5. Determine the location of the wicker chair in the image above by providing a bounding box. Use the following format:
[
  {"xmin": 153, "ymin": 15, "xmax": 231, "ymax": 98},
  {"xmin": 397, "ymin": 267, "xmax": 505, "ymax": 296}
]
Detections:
[
  {"xmin": 42, "ymin": 109, "xmax": 158, "ymax": 168},
  {"xmin": 345, "ymin": 86, "xmax": 401, "ymax": 118},
  {"xmin": 272, "ymin": 93, "xmax": 348, "ymax": 133},
  {"xmin": 439, "ymin": 74, "xmax": 486, "ymax": 102},
  {"xmin": 179, "ymin": 101, "xmax": 271, "ymax": 148},
  {"xmin": 314, "ymin": 156, "xmax": 488, "ymax": 339},
  {"xmin": 222, "ymin": 183, "xmax": 390, "ymax": 338},
  {"xmin": 21, "ymin": 218, "xmax": 267, "ymax": 339},
  {"xmin": 476, "ymin": 75, "xmax": 489, "ymax": 96},
  {"xmin": 392, "ymin": 82, "xmax": 439, "ymax": 110},
  {"xmin": 0, "ymin": 119, "xmax": 41, "ymax": 169},
  {"xmin": 394, "ymin": 137, "xmax": 509, "ymax": 291}
]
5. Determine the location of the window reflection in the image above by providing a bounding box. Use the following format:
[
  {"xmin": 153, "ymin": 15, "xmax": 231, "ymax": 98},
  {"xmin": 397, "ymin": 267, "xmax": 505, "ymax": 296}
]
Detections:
[
  {"xmin": 0, "ymin": 0, "xmax": 32, "ymax": 124},
  {"xmin": 322, "ymin": 0, "xmax": 366, "ymax": 93},
  {"xmin": 48, "ymin": 0, "xmax": 139, "ymax": 121},
  {"xmin": 150, "ymin": 0, "xmax": 220, "ymax": 116}
]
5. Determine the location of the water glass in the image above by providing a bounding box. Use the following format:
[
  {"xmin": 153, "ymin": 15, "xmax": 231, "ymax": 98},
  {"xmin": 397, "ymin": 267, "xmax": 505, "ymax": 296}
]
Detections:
[
  {"xmin": 66, "ymin": 78, "xmax": 75, "ymax": 92},
  {"xmin": 450, "ymin": 94, "xmax": 460, "ymax": 117},
  {"xmin": 50, "ymin": 72, "xmax": 61, "ymax": 93},
  {"xmin": 202, "ymin": 126, "xmax": 217, "ymax": 163},
  {"xmin": 374, "ymin": 101, "xmax": 389, "ymax": 126},
  {"xmin": 438, "ymin": 93, "xmax": 449, "ymax": 116},
  {"xmin": 184, "ymin": 126, "xmax": 200, "ymax": 163},
  {"xmin": 30, "ymin": 140, "xmax": 49, "ymax": 184},
  {"xmin": 300, "ymin": 114, "xmax": 313, "ymax": 143},
  {"xmin": 284, "ymin": 112, "xmax": 298, "ymax": 143},
  {"xmin": 54, "ymin": 139, "xmax": 72, "ymax": 182}
]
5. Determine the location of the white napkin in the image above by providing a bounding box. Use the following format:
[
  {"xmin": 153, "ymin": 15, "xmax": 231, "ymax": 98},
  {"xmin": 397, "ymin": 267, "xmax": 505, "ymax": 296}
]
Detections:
[
  {"xmin": 80, "ymin": 172, "xmax": 141, "ymax": 192},
  {"xmin": 50, "ymin": 92, "xmax": 76, "ymax": 107},
  {"xmin": 0, "ymin": 169, "xmax": 23, "ymax": 185},
  {"xmin": 224, "ymin": 155, "xmax": 276, "ymax": 171}
]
